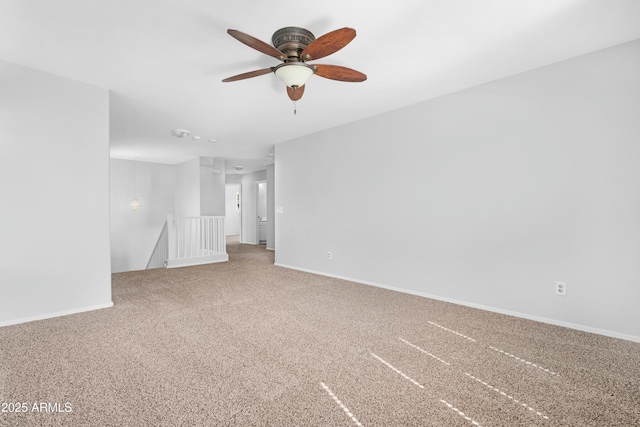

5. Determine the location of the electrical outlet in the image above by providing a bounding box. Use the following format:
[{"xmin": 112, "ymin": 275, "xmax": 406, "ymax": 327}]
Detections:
[
  {"xmin": 327, "ymin": 251, "xmax": 332, "ymax": 260},
  {"xmin": 555, "ymin": 281, "xmax": 567, "ymax": 296}
]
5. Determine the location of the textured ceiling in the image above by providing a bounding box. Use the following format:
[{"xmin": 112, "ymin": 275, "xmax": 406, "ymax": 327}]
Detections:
[{"xmin": 2, "ymin": 0, "xmax": 640, "ymax": 173}]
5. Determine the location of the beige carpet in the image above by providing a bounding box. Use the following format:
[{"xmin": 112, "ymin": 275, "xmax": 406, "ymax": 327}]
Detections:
[{"xmin": 1, "ymin": 239, "xmax": 639, "ymax": 426}]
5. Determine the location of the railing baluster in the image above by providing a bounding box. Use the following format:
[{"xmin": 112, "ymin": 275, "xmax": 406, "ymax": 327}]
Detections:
[
  {"xmin": 180, "ymin": 220, "xmax": 184, "ymax": 258},
  {"xmin": 157, "ymin": 215, "xmax": 226, "ymax": 264},
  {"xmin": 216, "ymin": 217, "xmax": 220, "ymax": 253},
  {"xmin": 188, "ymin": 218, "xmax": 192, "ymax": 258},
  {"xmin": 207, "ymin": 217, "xmax": 210, "ymax": 253}
]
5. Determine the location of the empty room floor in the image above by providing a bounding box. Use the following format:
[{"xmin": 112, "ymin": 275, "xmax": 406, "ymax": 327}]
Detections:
[{"xmin": 1, "ymin": 240, "xmax": 639, "ymax": 426}]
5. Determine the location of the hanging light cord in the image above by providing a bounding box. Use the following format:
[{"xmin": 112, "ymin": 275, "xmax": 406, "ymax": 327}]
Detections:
[{"xmin": 133, "ymin": 160, "xmax": 137, "ymax": 198}]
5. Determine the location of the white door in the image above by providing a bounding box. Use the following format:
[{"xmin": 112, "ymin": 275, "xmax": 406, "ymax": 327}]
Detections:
[{"xmin": 225, "ymin": 184, "xmax": 241, "ymax": 236}]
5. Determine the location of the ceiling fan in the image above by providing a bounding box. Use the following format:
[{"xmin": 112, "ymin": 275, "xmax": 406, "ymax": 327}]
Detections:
[{"xmin": 222, "ymin": 27, "xmax": 367, "ymax": 102}]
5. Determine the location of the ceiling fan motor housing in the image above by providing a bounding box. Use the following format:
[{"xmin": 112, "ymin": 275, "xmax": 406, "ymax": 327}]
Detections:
[{"xmin": 272, "ymin": 27, "xmax": 315, "ymax": 60}]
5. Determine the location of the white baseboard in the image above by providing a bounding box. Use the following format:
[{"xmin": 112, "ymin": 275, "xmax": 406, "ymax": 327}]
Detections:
[
  {"xmin": 0, "ymin": 301, "xmax": 114, "ymax": 328},
  {"xmin": 166, "ymin": 253, "xmax": 229, "ymax": 268},
  {"xmin": 274, "ymin": 263, "xmax": 640, "ymax": 344}
]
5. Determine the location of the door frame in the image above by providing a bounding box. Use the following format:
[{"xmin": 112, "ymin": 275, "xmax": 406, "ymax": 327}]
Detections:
[{"xmin": 255, "ymin": 180, "xmax": 267, "ymax": 245}]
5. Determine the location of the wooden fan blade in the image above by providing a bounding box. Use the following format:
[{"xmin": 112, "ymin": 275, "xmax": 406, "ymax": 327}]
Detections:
[
  {"xmin": 287, "ymin": 85, "xmax": 305, "ymax": 101},
  {"xmin": 227, "ymin": 29, "xmax": 286, "ymax": 60},
  {"xmin": 301, "ymin": 28, "xmax": 356, "ymax": 61},
  {"xmin": 314, "ymin": 64, "xmax": 367, "ymax": 82},
  {"xmin": 222, "ymin": 67, "xmax": 273, "ymax": 82}
]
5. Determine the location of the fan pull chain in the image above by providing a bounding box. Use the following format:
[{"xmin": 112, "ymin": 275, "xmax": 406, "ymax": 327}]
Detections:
[{"xmin": 293, "ymin": 100, "xmax": 297, "ymax": 115}]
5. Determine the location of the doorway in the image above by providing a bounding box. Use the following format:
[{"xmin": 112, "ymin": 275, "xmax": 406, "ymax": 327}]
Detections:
[{"xmin": 256, "ymin": 181, "xmax": 267, "ymax": 245}]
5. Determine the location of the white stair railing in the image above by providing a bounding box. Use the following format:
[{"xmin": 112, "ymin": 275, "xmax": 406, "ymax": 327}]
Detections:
[
  {"xmin": 146, "ymin": 214, "xmax": 228, "ymax": 269},
  {"xmin": 166, "ymin": 214, "xmax": 228, "ymax": 267}
]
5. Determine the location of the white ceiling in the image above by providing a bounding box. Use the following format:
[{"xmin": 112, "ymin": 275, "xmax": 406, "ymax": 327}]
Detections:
[{"xmin": 2, "ymin": 0, "xmax": 640, "ymax": 174}]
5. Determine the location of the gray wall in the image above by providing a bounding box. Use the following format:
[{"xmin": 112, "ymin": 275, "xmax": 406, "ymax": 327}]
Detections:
[
  {"xmin": 200, "ymin": 157, "xmax": 226, "ymax": 216},
  {"xmin": 0, "ymin": 59, "xmax": 112, "ymax": 325},
  {"xmin": 110, "ymin": 159, "xmax": 176, "ymax": 273},
  {"xmin": 275, "ymin": 40, "xmax": 640, "ymax": 342},
  {"xmin": 175, "ymin": 158, "xmax": 201, "ymax": 217}
]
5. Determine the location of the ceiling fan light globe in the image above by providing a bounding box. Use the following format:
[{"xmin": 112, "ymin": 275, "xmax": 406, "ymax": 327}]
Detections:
[{"xmin": 274, "ymin": 64, "xmax": 314, "ymax": 88}]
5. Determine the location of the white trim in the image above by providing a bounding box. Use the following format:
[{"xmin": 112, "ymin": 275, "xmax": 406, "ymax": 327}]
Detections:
[
  {"xmin": 0, "ymin": 302, "xmax": 114, "ymax": 327},
  {"xmin": 274, "ymin": 263, "xmax": 640, "ymax": 344},
  {"xmin": 166, "ymin": 253, "xmax": 228, "ymax": 268}
]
